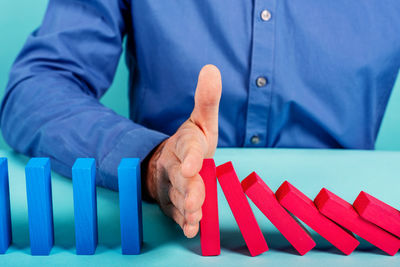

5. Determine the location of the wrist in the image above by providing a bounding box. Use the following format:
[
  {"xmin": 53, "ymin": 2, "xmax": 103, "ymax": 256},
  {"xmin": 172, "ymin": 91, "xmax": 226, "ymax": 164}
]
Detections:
[{"xmin": 141, "ymin": 139, "xmax": 166, "ymax": 202}]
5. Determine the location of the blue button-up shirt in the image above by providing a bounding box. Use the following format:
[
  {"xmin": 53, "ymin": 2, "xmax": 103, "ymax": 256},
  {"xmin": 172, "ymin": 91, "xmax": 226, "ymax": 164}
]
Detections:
[{"xmin": 1, "ymin": 0, "xmax": 400, "ymax": 190}]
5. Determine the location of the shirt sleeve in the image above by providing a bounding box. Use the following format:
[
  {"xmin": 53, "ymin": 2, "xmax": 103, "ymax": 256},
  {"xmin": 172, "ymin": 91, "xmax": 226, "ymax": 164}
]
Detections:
[{"xmin": 0, "ymin": 0, "xmax": 168, "ymax": 191}]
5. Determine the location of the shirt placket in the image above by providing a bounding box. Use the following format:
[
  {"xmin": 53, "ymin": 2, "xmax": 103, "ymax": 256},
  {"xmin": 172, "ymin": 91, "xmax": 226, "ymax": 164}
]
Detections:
[{"xmin": 245, "ymin": 0, "xmax": 277, "ymax": 147}]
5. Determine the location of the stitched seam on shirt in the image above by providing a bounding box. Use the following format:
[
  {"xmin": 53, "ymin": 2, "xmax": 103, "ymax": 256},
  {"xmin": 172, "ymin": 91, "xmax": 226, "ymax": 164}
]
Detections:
[
  {"xmin": 243, "ymin": 2, "xmax": 257, "ymax": 146},
  {"xmin": 37, "ymin": 148, "xmax": 90, "ymax": 178},
  {"xmin": 98, "ymin": 127, "xmax": 132, "ymax": 179},
  {"xmin": 266, "ymin": 1, "xmax": 278, "ymax": 147}
]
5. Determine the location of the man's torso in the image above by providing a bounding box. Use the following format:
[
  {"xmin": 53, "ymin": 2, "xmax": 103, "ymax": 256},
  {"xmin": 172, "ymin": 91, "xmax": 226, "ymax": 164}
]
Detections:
[{"xmin": 125, "ymin": 0, "xmax": 400, "ymax": 149}]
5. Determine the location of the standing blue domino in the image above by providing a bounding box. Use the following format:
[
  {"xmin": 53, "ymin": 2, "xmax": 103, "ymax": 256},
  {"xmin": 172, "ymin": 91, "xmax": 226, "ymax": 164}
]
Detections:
[
  {"xmin": 25, "ymin": 158, "xmax": 54, "ymax": 255},
  {"xmin": 0, "ymin": 158, "xmax": 12, "ymax": 254},
  {"xmin": 118, "ymin": 158, "xmax": 142, "ymax": 254},
  {"xmin": 72, "ymin": 158, "xmax": 97, "ymax": 255}
]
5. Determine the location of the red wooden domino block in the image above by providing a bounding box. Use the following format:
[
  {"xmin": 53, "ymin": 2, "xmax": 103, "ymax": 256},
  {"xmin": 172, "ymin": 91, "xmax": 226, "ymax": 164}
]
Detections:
[
  {"xmin": 199, "ymin": 159, "xmax": 220, "ymax": 256},
  {"xmin": 216, "ymin": 162, "xmax": 268, "ymax": 256},
  {"xmin": 315, "ymin": 188, "xmax": 400, "ymax": 256},
  {"xmin": 242, "ymin": 173, "xmax": 316, "ymax": 255},
  {"xmin": 353, "ymin": 191, "xmax": 400, "ymax": 239},
  {"xmin": 275, "ymin": 181, "xmax": 359, "ymax": 255}
]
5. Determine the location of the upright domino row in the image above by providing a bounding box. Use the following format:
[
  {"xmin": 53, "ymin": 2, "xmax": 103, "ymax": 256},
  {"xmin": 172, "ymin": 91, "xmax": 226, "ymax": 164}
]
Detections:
[
  {"xmin": 0, "ymin": 157, "xmax": 142, "ymax": 255},
  {"xmin": 0, "ymin": 158, "xmax": 11, "ymax": 254},
  {"xmin": 2, "ymin": 157, "xmax": 399, "ymax": 257},
  {"xmin": 199, "ymin": 159, "xmax": 400, "ymax": 256}
]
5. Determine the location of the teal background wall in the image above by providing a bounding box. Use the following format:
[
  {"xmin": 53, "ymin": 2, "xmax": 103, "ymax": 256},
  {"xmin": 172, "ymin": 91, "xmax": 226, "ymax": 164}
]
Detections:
[
  {"xmin": 0, "ymin": 1, "xmax": 399, "ymax": 151},
  {"xmin": 0, "ymin": 0, "xmax": 130, "ymax": 151}
]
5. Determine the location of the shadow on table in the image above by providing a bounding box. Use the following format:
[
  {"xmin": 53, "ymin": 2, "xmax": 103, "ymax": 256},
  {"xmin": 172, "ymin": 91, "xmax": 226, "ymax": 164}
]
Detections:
[
  {"xmin": 186, "ymin": 229, "xmax": 301, "ymax": 256},
  {"xmin": 96, "ymin": 189, "xmax": 192, "ymax": 254},
  {"xmin": 141, "ymin": 202, "xmax": 190, "ymax": 253},
  {"xmin": 185, "ymin": 229, "xmax": 389, "ymax": 257},
  {"xmin": 354, "ymin": 238, "xmax": 389, "ymax": 256},
  {"xmin": 308, "ymin": 233, "xmax": 388, "ymax": 256},
  {"xmin": 96, "ymin": 186, "xmax": 121, "ymax": 253},
  {"xmin": 10, "ymin": 213, "xmax": 30, "ymax": 252}
]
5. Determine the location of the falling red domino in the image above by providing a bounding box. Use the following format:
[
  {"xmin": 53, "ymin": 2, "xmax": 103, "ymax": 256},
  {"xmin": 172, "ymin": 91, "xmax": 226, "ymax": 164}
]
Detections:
[
  {"xmin": 315, "ymin": 188, "xmax": 400, "ymax": 256},
  {"xmin": 241, "ymin": 173, "xmax": 316, "ymax": 255},
  {"xmin": 353, "ymin": 191, "xmax": 400, "ymax": 239},
  {"xmin": 216, "ymin": 162, "xmax": 268, "ymax": 256},
  {"xmin": 275, "ymin": 181, "xmax": 359, "ymax": 255},
  {"xmin": 199, "ymin": 159, "xmax": 220, "ymax": 256}
]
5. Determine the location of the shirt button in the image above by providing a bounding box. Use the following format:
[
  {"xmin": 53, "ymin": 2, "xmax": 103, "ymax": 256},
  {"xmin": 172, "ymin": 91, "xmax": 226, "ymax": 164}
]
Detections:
[
  {"xmin": 256, "ymin": 76, "xmax": 268, "ymax": 87},
  {"xmin": 251, "ymin": 135, "xmax": 260, "ymax": 145},
  {"xmin": 260, "ymin": 9, "xmax": 272, "ymax": 21}
]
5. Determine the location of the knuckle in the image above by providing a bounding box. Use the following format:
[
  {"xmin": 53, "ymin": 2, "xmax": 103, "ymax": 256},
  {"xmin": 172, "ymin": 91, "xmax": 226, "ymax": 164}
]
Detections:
[
  {"xmin": 184, "ymin": 195, "xmax": 197, "ymax": 212},
  {"xmin": 170, "ymin": 166, "xmax": 185, "ymax": 189},
  {"xmin": 175, "ymin": 132, "xmax": 191, "ymax": 151},
  {"xmin": 176, "ymin": 131, "xmax": 204, "ymax": 152},
  {"xmin": 168, "ymin": 187, "xmax": 175, "ymax": 201},
  {"xmin": 183, "ymin": 179, "xmax": 205, "ymax": 211},
  {"xmin": 185, "ymin": 213, "xmax": 196, "ymax": 224},
  {"xmin": 188, "ymin": 145, "xmax": 203, "ymax": 158},
  {"xmin": 166, "ymin": 164, "xmax": 177, "ymax": 178},
  {"xmin": 156, "ymin": 154, "xmax": 167, "ymax": 171},
  {"xmin": 186, "ymin": 211, "xmax": 202, "ymax": 224},
  {"xmin": 193, "ymin": 177, "xmax": 206, "ymax": 198}
]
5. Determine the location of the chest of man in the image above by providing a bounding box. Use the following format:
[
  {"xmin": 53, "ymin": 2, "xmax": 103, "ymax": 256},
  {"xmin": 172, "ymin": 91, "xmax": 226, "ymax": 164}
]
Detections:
[{"xmin": 126, "ymin": 1, "xmax": 400, "ymax": 149}]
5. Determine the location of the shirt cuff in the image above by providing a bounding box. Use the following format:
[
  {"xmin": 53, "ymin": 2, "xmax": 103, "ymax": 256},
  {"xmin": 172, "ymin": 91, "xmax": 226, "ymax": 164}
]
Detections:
[{"xmin": 98, "ymin": 127, "xmax": 168, "ymax": 191}]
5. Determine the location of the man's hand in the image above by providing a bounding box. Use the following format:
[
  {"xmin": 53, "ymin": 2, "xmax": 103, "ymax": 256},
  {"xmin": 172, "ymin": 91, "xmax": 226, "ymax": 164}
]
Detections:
[{"xmin": 145, "ymin": 64, "xmax": 222, "ymax": 238}]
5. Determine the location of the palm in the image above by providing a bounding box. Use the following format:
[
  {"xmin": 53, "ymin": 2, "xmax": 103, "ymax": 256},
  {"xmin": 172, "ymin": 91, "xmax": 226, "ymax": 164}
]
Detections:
[{"xmin": 146, "ymin": 65, "xmax": 222, "ymax": 238}]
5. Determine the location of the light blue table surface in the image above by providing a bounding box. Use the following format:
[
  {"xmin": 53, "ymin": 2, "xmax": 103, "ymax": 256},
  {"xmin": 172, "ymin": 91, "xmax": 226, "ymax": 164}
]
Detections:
[{"xmin": 0, "ymin": 148, "xmax": 399, "ymax": 267}]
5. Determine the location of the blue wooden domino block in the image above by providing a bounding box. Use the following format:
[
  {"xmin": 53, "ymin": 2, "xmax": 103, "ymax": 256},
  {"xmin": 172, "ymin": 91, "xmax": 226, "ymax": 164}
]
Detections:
[
  {"xmin": 72, "ymin": 158, "xmax": 97, "ymax": 255},
  {"xmin": 0, "ymin": 158, "xmax": 12, "ymax": 254},
  {"xmin": 25, "ymin": 158, "xmax": 54, "ymax": 255},
  {"xmin": 118, "ymin": 158, "xmax": 142, "ymax": 254}
]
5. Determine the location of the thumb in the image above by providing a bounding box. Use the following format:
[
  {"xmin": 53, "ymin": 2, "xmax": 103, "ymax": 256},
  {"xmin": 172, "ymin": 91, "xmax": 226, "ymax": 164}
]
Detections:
[{"xmin": 190, "ymin": 64, "xmax": 222, "ymax": 153}]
